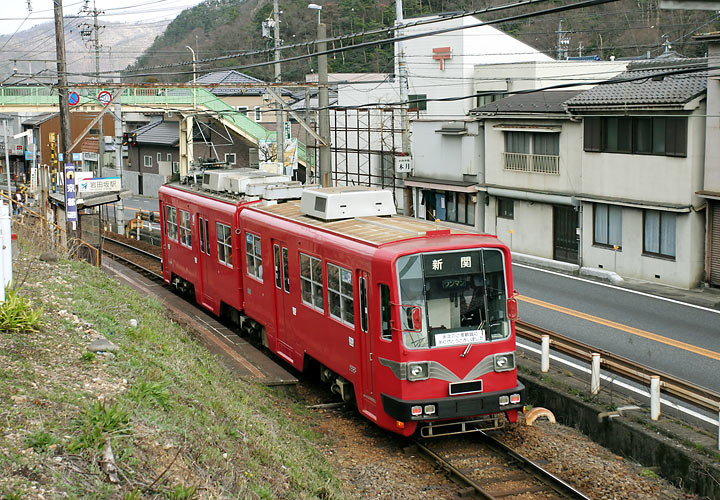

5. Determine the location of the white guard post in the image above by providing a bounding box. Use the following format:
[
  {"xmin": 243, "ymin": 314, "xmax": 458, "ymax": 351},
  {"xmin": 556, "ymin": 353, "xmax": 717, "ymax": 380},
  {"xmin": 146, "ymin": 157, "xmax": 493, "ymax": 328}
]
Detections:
[
  {"xmin": 590, "ymin": 353, "xmax": 601, "ymax": 395},
  {"xmin": 0, "ymin": 202, "xmax": 10, "ymax": 288},
  {"xmin": 541, "ymin": 335, "xmax": 550, "ymax": 372},
  {"xmin": 650, "ymin": 375, "xmax": 661, "ymax": 421}
]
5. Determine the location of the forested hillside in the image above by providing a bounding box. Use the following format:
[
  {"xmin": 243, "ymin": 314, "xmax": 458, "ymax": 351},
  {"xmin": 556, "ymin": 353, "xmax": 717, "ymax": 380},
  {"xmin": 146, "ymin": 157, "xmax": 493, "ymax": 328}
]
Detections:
[{"xmin": 126, "ymin": 0, "xmax": 720, "ymax": 83}]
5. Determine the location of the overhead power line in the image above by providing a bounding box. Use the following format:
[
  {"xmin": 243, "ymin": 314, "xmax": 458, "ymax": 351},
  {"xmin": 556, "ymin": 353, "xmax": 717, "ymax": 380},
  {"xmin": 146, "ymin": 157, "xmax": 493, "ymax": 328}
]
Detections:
[{"xmin": 75, "ymin": 0, "xmax": 620, "ymax": 80}]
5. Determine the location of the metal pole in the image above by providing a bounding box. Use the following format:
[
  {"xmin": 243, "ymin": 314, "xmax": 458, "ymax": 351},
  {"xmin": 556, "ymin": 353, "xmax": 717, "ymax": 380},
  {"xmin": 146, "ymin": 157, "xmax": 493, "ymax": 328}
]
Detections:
[
  {"xmin": 185, "ymin": 46, "xmax": 196, "ymax": 109},
  {"xmin": 3, "ymin": 120, "xmax": 10, "ymax": 202},
  {"xmin": 273, "ymin": 0, "xmax": 284, "ymax": 169},
  {"xmin": 395, "ymin": 0, "xmax": 409, "ymax": 155},
  {"xmin": 318, "ymin": 22, "xmax": 331, "ymax": 187}
]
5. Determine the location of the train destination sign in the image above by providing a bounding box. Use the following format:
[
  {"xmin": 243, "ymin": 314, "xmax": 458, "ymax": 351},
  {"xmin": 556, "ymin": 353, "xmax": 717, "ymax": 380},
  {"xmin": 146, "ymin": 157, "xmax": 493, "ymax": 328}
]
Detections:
[{"xmin": 423, "ymin": 251, "xmax": 481, "ymax": 276}]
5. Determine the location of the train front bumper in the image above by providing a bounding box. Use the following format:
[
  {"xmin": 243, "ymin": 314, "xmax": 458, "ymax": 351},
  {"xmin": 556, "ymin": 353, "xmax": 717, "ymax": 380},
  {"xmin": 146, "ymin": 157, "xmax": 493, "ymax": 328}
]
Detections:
[{"xmin": 380, "ymin": 382, "xmax": 525, "ymax": 421}]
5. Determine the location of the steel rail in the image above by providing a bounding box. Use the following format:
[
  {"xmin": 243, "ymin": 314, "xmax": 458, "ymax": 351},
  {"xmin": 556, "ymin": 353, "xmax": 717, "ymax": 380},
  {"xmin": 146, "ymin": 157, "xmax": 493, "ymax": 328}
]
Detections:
[
  {"xmin": 102, "ymin": 235, "xmax": 162, "ymax": 262},
  {"xmin": 414, "ymin": 440, "xmax": 495, "ymax": 500},
  {"xmin": 516, "ymin": 321, "xmax": 720, "ymax": 413},
  {"xmin": 478, "ymin": 430, "xmax": 591, "ymax": 500},
  {"xmin": 415, "ymin": 434, "xmax": 591, "ymax": 500}
]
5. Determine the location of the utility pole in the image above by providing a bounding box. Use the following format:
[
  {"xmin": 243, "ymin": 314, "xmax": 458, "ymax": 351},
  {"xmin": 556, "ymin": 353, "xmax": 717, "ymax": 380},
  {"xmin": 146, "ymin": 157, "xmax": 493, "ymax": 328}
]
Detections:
[
  {"xmin": 556, "ymin": 20, "xmax": 570, "ymax": 60},
  {"xmin": 273, "ymin": 0, "xmax": 284, "ymax": 169},
  {"xmin": 92, "ymin": 1, "xmax": 104, "ymax": 177},
  {"xmin": 54, "ymin": 0, "xmax": 75, "ymax": 239},
  {"xmin": 396, "ymin": 0, "xmax": 409, "ymax": 155},
  {"xmin": 318, "ymin": 22, "xmax": 330, "ymax": 187}
]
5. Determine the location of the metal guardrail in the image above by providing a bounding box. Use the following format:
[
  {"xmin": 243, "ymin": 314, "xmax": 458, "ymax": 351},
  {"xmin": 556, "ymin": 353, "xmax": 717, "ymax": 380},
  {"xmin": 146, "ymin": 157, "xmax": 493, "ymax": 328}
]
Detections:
[{"xmin": 516, "ymin": 320, "xmax": 720, "ymax": 414}]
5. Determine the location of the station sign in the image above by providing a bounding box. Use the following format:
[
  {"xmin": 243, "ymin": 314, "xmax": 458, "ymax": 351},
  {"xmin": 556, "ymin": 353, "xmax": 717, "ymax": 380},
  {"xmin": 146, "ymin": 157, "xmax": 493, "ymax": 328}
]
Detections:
[
  {"xmin": 64, "ymin": 163, "xmax": 77, "ymax": 221},
  {"xmin": 395, "ymin": 155, "xmax": 413, "ymax": 173},
  {"xmin": 77, "ymin": 176, "xmax": 121, "ymax": 193}
]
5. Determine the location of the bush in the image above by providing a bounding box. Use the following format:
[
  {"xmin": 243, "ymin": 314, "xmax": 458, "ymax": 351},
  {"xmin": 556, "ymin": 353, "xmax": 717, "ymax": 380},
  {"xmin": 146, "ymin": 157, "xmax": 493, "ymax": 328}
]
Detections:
[{"xmin": 0, "ymin": 288, "xmax": 43, "ymax": 332}]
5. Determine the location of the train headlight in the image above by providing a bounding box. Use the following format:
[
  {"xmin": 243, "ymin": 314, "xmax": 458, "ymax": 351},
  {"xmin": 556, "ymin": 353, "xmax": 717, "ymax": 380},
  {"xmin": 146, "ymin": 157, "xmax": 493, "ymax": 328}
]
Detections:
[
  {"xmin": 499, "ymin": 395, "xmax": 510, "ymax": 406},
  {"xmin": 407, "ymin": 362, "xmax": 429, "ymax": 381},
  {"xmin": 493, "ymin": 352, "xmax": 515, "ymax": 372},
  {"xmin": 411, "ymin": 405, "xmax": 423, "ymax": 416},
  {"xmin": 423, "ymin": 404, "xmax": 436, "ymax": 416}
]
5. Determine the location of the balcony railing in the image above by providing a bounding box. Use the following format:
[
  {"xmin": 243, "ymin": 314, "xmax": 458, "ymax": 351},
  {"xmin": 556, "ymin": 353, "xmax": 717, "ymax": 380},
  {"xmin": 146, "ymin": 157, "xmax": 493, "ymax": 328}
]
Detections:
[{"xmin": 503, "ymin": 152, "xmax": 559, "ymax": 174}]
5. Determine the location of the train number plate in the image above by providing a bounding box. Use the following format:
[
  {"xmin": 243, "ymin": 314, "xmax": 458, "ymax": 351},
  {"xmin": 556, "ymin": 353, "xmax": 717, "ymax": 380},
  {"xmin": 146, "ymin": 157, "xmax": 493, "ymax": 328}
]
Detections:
[{"xmin": 449, "ymin": 379, "xmax": 483, "ymax": 396}]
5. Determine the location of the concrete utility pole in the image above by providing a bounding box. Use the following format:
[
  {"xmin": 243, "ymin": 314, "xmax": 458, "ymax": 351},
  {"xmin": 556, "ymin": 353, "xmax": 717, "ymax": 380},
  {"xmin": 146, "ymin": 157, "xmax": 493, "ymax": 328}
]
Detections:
[
  {"xmin": 2, "ymin": 119, "xmax": 10, "ymax": 200},
  {"xmin": 54, "ymin": 0, "xmax": 75, "ymax": 238},
  {"xmin": 396, "ymin": 0, "xmax": 409, "ymax": 154},
  {"xmin": 92, "ymin": 1, "xmax": 104, "ymax": 177},
  {"xmin": 318, "ymin": 22, "xmax": 330, "ymax": 187},
  {"xmin": 273, "ymin": 0, "xmax": 284, "ymax": 168}
]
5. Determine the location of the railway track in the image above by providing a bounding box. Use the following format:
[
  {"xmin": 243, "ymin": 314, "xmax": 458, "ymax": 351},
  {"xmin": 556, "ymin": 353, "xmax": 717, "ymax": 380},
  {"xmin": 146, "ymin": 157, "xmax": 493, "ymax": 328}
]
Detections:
[
  {"xmin": 101, "ymin": 234, "xmax": 163, "ymax": 280},
  {"xmin": 415, "ymin": 431, "xmax": 590, "ymax": 500}
]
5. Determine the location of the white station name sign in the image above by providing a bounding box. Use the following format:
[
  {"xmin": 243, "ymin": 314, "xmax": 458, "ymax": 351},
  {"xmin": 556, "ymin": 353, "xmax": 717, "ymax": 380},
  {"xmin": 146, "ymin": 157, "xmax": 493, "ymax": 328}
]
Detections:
[{"xmin": 77, "ymin": 176, "xmax": 122, "ymax": 193}]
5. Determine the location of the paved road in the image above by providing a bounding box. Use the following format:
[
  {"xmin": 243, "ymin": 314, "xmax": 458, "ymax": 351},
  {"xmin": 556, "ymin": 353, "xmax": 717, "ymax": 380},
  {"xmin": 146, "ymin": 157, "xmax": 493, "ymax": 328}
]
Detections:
[{"xmin": 512, "ymin": 264, "xmax": 720, "ymax": 392}]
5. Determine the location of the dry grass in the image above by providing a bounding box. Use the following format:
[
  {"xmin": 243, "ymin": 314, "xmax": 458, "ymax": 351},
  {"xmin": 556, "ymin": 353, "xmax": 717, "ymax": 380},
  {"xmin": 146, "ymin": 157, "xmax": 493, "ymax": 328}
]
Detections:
[{"xmin": 0, "ymin": 223, "xmax": 347, "ymax": 500}]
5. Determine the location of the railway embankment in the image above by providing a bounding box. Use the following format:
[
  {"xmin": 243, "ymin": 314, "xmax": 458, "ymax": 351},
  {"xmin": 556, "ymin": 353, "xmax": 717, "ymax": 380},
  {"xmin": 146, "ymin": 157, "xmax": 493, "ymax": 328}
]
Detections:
[
  {"xmin": 0, "ymin": 238, "xmax": 348, "ymax": 499},
  {"xmin": 517, "ymin": 355, "xmax": 720, "ymax": 499}
]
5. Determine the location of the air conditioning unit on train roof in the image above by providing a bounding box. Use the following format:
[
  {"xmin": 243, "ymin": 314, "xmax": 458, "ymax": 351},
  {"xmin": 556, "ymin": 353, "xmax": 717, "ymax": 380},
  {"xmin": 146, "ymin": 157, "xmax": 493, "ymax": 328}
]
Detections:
[
  {"xmin": 202, "ymin": 168, "xmax": 291, "ymax": 194},
  {"xmin": 300, "ymin": 186, "xmax": 396, "ymax": 221}
]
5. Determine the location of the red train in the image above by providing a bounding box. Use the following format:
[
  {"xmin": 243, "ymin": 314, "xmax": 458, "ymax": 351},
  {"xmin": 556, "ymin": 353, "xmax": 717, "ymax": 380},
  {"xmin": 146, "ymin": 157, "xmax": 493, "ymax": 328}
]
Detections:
[{"xmin": 159, "ymin": 173, "xmax": 525, "ymax": 437}]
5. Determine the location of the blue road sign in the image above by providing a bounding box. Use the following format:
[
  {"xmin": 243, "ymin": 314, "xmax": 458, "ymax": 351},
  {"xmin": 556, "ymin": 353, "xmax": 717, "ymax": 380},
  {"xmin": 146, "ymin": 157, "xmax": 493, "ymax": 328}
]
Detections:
[{"xmin": 68, "ymin": 91, "xmax": 80, "ymax": 106}]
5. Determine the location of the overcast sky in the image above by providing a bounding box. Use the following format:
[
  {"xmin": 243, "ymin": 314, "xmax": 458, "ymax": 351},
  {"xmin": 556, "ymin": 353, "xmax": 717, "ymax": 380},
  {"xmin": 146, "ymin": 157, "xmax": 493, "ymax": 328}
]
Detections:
[{"xmin": 0, "ymin": 0, "xmax": 204, "ymax": 36}]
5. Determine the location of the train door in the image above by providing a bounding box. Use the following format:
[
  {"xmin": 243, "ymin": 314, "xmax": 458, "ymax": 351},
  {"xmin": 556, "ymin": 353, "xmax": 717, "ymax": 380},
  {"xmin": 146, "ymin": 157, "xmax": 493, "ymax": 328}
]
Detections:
[
  {"xmin": 358, "ymin": 271, "xmax": 376, "ymax": 410},
  {"xmin": 273, "ymin": 241, "xmax": 295, "ymax": 361},
  {"xmin": 196, "ymin": 214, "xmax": 213, "ymax": 308}
]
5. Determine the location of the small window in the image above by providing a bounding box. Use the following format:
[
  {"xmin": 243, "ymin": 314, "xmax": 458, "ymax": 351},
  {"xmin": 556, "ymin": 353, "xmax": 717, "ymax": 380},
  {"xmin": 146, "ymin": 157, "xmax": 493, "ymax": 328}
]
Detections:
[
  {"xmin": 643, "ymin": 210, "xmax": 676, "ymax": 259},
  {"xmin": 593, "ymin": 204, "xmax": 622, "ymax": 249},
  {"xmin": 237, "ymin": 106, "xmax": 249, "ymax": 116},
  {"xmin": 144, "ymin": 155, "xmax": 153, "ymax": 167},
  {"xmin": 359, "ymin": 276, "xmax": 368, "ymax": 333},
  {"xmin": 204, "ymin": 219, "xmax": 210, "ymax": 255},
  {"xmin": 157, "ymin": 152, "xmax": 162, "ymax": 163},
  {"xmin": 165, "ymin": 206, "xmax": 177, "ymax": 241},
  {"xmin": 254, "ymin": 106, "xmax": 262, "ymax": 121},
  {"xmin": 166, "ymin": 153, "xmax": 172, "ymax": 162},
  {"xmin": 327, "ymin": 263, "xmax": 354, "ymax": 327},
  {"xmin": 225, "ymin": 153, "xmax": 236, "ymax": 165},
  {"xmin": 172, "ymin": 162, "xmax": 179, "ymax": 173},
  {"xmin": 282, "ymin": 247, "xmax": 290, "ymax": 292},
  {"xmin": 245, "ymin": 232, "xmax": 262, "ymax": 280},
  {"xmin": 217, "ymin": 223, "xmax": 233, "ymax": 267},
  {"xmin": 198, "ymin": 216, "xmax": 205, "ymax": 254},
  {"xmin": 179, "ymin": 209, "xmax": 191, "ymax": 248},
  {"xmin": 497, "ymin": 198, "xmax": 514, "ymax": 219},
  {"xmin": 408, "ymin": 94, "xmax": 427, "ymax": 111},
  {"xmin": 300, "ymin": 253, "xmax": 323, "ymax": 311},
  {"xmin": 273, "ymin": 244, "xmax": 282, "ymax": 289},
  {"xmin": 380, "ymin": 283, "xmax": 392, "ymax": 340}
]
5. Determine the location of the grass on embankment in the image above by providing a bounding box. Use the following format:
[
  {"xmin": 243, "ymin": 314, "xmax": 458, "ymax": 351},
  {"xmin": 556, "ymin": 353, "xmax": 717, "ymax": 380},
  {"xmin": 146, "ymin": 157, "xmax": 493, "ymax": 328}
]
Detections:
[{"xmin": 0, "ymin": 232, "xmax": 347, "ymax": 500}]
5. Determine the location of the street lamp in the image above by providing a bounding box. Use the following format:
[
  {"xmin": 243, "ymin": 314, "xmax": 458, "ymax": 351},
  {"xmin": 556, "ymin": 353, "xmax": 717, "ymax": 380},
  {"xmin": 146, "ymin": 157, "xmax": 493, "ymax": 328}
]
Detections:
[
  {"xmin": 307, "ymin": 3, "xmax": 322, "ymax": 24},
  {"xmin": 186, "ymin": 45, "xmax": 197, "ymax": 108}
]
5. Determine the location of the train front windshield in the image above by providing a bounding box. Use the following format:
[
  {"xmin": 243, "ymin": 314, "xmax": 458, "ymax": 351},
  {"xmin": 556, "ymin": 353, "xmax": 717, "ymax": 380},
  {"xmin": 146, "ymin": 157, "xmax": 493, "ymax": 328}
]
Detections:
[{"xmin": 396, "ymin": 249, "xmax": 510, "ymax": 349}]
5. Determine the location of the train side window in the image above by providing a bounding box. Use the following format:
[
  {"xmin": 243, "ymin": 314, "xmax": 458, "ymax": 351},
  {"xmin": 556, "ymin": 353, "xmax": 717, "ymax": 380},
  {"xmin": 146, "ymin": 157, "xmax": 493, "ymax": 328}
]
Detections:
[
  {"xmin": 198, "ymin": 217, "xmax": 205, "ymax": 253},
  {"xmin": 282, "ymin": 247, "xmax": 290, "ymax": 293},
  {"xmin": 380, "ymin": 283, "xmax": 392, "ymax": 340},
  {"xmin": 273, "ymin": 244, "xmax": 282, "ymax": 289},
  {"xmin": 179, "ymin": 210, "xmax": 192, "ymax": 248},
  {"xmin": 216, "ymin": 223, "xmax": 233, "ymax": 267},
  {"xmin": 327, "ymin": 263, "xmax": 353, "ymax": 327},
  {"xmin": 300, "ymin": 252, "xmax": 324, "ymax": 312},
  {"xmin": 245, "ymin": 232, "xmax": 263, "ymax": 281},
  {"xmin": 165, "ymin": 205, "xmax": 177, "ymax": 241},
  {"xmin": 204, "ymin": 219, "xmax": 210, "ymax": 255},
  {"xmin": 359, "ymin": 277, "xmax": 368, "ymax": 333}
]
